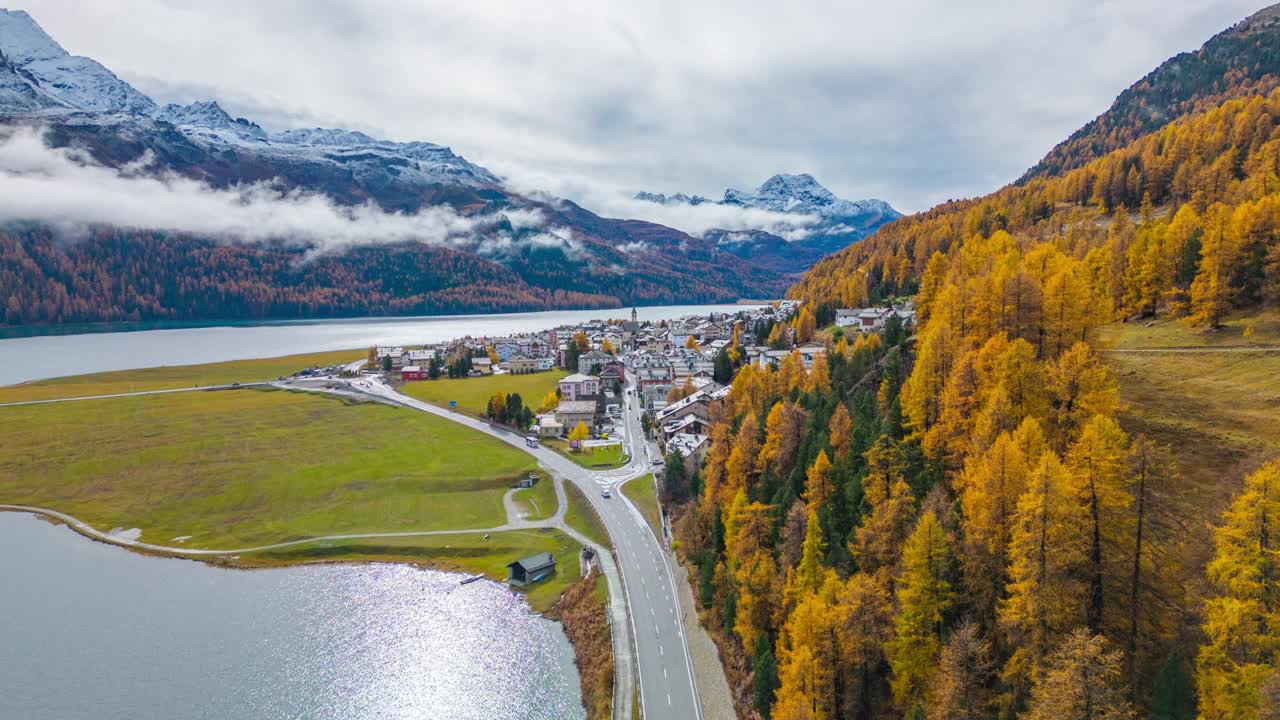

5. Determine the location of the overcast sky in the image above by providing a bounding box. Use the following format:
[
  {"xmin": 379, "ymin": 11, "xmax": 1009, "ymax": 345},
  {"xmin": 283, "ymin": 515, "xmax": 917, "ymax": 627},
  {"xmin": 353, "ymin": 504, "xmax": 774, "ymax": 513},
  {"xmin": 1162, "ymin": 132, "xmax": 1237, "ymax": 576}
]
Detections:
[{"xmin": 18, "ymin": 0, "xmax": 1268, "ymax": 213}]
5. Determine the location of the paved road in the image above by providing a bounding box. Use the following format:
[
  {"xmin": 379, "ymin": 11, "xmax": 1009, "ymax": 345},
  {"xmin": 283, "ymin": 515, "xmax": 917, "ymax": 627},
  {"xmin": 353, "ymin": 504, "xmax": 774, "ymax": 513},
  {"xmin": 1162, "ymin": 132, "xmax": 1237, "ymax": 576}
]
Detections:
[
  {"xmin": 1100, "ymin": 345, "xmax": 1280, "ymax": 353},
  {"xmin": 0, "ymin": 383, "xmax": 269, "ymax": 407},
  {"xmin": 347, "ymin": 377, "xmax": 702, "ymax": 720}
]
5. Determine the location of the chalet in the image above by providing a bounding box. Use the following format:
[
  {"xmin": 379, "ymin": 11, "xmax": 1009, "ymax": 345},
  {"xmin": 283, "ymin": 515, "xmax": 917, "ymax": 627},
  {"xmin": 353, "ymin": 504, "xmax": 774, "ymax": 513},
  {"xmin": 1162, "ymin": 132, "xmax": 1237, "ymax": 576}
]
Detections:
[
  {"xmin": 554, "ymin": 400, "xmax": 598, "ymax": 431},
  {"xmin": 756, "ymin": 348, "xmax": 791, "ymax": 369},
  {"xmin": 536, "ymin": 357, "xmax": 556, "ymax": 371},
  {"xmin": 655, "ymin": 389, "xmax": 712, "ymax": 426},
  {"xmin": 406, "ymin": 349, "xmax": 436, "ymax": 367},
  {"xmin": 504, "ymin": 355, "xmax": 538, "ymax": 375},
  {"xmin": 661, "ymin": 414, "xmax": 706, "ymax": 441},
  {"xmin": 577, "ymin": 349, "xmax": 612, "ymax": 376},
  {"xmin": 535, "ymin": 413, "xmax": 564, "ymax": 438},
  {"xmin": 636, "ymin": 334, "xmax": 668, "ymax": 353},
  {"xmin": 599, "ymin": 360, "xmax": 626, "ymax": 385},
  {"xmin": 400, "ymin": 365, "xmax": 427, "ymax": 381},
  {"xmin": 472, "ymin": 357, "xmax": 493, "ymax": 375},
  {"xmin": 667, "ymin": 433, "xmax": 711, "ymax": 471},
  {"xmin": 836, "ymin": 307, "xmax": 895, "ymax": 332},
  {"xmin": 796, "ymin": 342, "xmax": 828, "ymax": 369},
  {"xmin": 633, "ymin": 363, "xmax": 674, "ymax": 392},
  {"xmin": 558, "ymin": 373, "xmax": 601, "ymax": 401},
  {"xmin": 376, "ymin": 346, "xmax": 407, "ymax": 368},
  {"xmin": 507, "ymin": 552, "xmax": 557, "ymax": 586},
  {"xmin": 493, "ymin": 341, "xmax": 522, "ymax": 361}
]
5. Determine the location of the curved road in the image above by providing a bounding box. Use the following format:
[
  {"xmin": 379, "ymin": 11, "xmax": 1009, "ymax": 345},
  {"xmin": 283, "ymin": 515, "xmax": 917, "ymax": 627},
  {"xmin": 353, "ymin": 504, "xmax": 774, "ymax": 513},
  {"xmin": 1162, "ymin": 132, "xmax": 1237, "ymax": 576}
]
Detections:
[{"xmin": 343, "ymin": 376, "xmax": 703, "ymax": 720}]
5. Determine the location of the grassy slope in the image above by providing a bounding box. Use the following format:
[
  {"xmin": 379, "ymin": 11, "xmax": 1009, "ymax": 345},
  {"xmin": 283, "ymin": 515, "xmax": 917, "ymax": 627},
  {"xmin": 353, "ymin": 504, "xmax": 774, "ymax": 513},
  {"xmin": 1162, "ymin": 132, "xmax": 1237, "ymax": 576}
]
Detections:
[
  {"xmin": 0, "ymin": 349, "xmax": 362, "ymax": 403},
  {"xmin": 1094, "ymin": 311, "xmax": 1280, "ymax": 568},
  {"xmin": 513, "ymin": 477, "xmax": 557, "ymax": 521},
  {"xmin": 401, "ymin": 371, "xmax": 568, "ymax": 417},
  {"xmin": 564, "ymin": 481, "xmax": 610, "ymax": 548},
  {"xmin": 621, "ymin": 474, "xmax": 662, "ymax": 538},
  {"xmin": 0, "ymin": 388, "xmax": 536, "ymax": 547},
  {"xmin": 545, "ymin": 439, "xmax": 628, "ymax": 470},
  {"xmin": 241, "ymin": 529, "xmax": 582, "ymax": 613}
]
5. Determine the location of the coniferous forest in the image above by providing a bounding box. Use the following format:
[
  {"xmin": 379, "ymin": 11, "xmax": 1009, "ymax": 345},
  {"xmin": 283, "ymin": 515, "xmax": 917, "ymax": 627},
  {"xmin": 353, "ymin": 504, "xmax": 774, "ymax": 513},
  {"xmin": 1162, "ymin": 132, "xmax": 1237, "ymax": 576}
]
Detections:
[{"xmin": 667, "ymin": 74, "xmax": 1280, "ymax": 720}]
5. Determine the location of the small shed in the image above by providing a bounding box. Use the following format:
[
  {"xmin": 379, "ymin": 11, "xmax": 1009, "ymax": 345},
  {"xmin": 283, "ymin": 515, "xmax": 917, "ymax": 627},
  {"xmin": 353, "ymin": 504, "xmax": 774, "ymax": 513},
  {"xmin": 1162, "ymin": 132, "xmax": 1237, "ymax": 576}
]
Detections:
[{"xmin": 507, "ymin": 552, "xmax": 557, "ymax": 586}]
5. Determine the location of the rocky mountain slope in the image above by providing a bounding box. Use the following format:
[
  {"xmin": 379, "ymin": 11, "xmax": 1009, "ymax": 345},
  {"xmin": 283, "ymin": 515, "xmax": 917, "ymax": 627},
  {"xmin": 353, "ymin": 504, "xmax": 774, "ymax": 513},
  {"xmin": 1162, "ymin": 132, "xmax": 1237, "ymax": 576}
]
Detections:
[
  {"xmin": 637, "ymin": 173, "xmax": 899, "ymax": 275},
  {"xmin": 1022, "ymin": 2, "xmax": 1280, "ymax": 181}
]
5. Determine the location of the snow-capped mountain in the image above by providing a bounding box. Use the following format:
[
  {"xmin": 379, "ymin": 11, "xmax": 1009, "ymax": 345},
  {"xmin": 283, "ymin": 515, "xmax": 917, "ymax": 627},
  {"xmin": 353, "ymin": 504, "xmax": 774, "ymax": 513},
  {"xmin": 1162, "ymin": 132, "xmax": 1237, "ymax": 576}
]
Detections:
[
  {"xmin": 0, "ymin": 8, "xmax": 498, "ymax": 192},
  {"xmin": 0, "ymin": 8, "xmax": 791, "ymax": 324},
  {"xmin": 0, "ymin": 9, "xmax": 154, "ymax": 114},
  {"xmin": 723, "ymin": 173, "xmax": 898, "ymax": 226},
  {"xmin": 636, "ymin": 174, "xmax": 901, "ymax": 274}
]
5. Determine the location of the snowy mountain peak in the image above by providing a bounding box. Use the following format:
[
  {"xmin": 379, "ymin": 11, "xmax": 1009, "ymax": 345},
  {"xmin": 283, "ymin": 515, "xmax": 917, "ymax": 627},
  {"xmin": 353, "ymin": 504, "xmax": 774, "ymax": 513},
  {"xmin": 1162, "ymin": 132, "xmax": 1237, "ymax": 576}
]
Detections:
[
  {"xmin": 0, "ymin": 8, "xmax": 67, "ymax": 65},
  {"xmin": 633, "ymin": 191, "xmax": 712, "ymax": 206},
  {"xmin": 0, "ymin": 9, "xmax": 500, "ymax": 189},
  {"xmin": 154, "ymin": 100, "xmax": 269, "ymax": 142},
  {"xmin": 273, "ymin": 127, "xmax": 381, "ymax": 147},
  {"xmin": 751, "ymin": 173, "xmax": 835, "ymax": 204},
  {"xmin": 0, "ymin": 8, "xmax": 154, "ymax": 114}
]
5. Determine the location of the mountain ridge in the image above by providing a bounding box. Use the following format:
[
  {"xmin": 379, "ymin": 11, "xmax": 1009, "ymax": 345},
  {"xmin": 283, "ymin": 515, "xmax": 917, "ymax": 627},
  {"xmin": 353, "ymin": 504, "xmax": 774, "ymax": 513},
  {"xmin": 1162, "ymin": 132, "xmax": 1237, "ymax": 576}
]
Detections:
[
  {"xmin": 1021, "ymin": 1, "xmax": 1280, "ymax": 182},
  {"xmin": 0, "ymin": 8, "xmax": 791, "ymax": 325},
  {"xmin": 636, "ymin": 173, "xmax": 900, "ymax": 274}
]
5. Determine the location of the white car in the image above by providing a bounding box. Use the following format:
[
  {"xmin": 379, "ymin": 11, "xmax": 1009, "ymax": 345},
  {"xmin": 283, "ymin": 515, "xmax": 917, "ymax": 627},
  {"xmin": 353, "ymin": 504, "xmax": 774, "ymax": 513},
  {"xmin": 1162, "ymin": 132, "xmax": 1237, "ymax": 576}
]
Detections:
[{"xmin": 601, "ymin": 488, "xmax": 612, "ymax": 498}]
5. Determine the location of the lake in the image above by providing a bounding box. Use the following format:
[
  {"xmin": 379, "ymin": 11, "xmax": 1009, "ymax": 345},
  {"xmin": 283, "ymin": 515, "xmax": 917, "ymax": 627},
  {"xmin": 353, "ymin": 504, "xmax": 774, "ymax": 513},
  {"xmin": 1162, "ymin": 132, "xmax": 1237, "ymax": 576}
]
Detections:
[
  {"xmin": 0, "ymin": 512, "xmax": 585, "ymax": 720},
  {"xmin": 0, "ymin": 303, "xmax": 759, "ymax": 386}
]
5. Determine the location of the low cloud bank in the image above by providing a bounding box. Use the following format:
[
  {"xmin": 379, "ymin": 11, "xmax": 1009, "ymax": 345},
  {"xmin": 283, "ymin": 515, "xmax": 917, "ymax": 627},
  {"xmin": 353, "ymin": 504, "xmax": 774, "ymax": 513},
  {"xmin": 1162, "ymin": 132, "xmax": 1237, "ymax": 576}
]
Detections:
[
  {"xmin": 0, "ymin": 127, "xmax": 575, "ymax": 255},
  {"xmin": 498, "ymin": 166, "xmax": 822, "ymax": 241}
]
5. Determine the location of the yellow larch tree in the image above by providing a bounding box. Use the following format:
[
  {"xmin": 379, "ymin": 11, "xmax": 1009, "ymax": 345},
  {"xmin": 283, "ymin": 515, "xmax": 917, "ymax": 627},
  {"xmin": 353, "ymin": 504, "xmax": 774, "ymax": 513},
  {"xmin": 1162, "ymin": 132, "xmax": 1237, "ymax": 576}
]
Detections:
[
  {"xmin": 1024, "ymin": 629, "xmax": 1134, "ymax": 720},
  {"xmin": 959, "ymin": 432, "xmax": 1031, "ymax": 629},
  {"xmin": 1196, "ymin": 460, "xmax": 1280, "ymax": 720},
  {"xmin": 1189, "ymin": 203, "xmax": 1235, "ymax": 328},
  {"xmin": 829, "ymin": 401, "xmax": 853, "ymax": 461},
  {"xmin": 887, "ymin": 511, "xmax": 955, "ymax": 711},
  {"xmin": 1046, "ymin": 341, "xmax": 1119, "ymax": 448},
  {"xmin": 805, "ymin": 450, "xmax": 834, "ymax": 516},
  {"xmin": 1064, "ymin": 414, "xmax": 1133, "ymax": 633},
  {"xmin": 1000, "ymin": 454, "xmax": 1089, "ymax": 694}
]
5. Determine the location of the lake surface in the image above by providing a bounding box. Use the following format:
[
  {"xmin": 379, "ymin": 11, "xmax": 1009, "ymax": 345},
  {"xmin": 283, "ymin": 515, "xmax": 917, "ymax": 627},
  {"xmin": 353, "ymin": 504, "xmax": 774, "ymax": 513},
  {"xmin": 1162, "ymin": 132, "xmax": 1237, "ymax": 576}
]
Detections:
[
  {"xmin": 0, "ymin": 512, "xmax": 585, "ymax": 720},
  {"xmin": 0, "ymin": 303, "xmax": 758, "ymax": 386}
]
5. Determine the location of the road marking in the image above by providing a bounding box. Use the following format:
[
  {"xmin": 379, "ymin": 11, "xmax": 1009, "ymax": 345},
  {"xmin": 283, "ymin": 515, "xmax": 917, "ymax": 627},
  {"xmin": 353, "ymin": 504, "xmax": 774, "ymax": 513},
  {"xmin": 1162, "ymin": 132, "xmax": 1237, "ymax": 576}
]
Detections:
[{"xmin": 667, "ymin": 693, "xmax": 672, "ymax": 705}]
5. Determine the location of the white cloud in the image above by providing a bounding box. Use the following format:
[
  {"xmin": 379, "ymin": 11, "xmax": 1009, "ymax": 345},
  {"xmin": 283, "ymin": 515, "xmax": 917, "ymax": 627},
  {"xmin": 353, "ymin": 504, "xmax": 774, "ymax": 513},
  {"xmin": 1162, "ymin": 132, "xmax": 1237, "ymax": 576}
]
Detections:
[
  {"xmin": 500, "ymin": 165, "xmax": 821, "ymax": 239},
  {"xmin": 14, "ymin": 1, "xmax": 1266, "ymax": 212},
  {"xmin": 0, "ymin": 127, "xmax": 566, "ymax": 254}
]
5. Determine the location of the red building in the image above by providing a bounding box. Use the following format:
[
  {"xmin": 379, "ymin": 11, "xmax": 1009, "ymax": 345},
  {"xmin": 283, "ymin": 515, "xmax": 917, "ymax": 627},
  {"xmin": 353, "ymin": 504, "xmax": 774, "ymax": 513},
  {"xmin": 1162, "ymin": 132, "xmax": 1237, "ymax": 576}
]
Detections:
[{"xmin": 401, "ymin": 365, "xmax": 426, "ymax": 381}]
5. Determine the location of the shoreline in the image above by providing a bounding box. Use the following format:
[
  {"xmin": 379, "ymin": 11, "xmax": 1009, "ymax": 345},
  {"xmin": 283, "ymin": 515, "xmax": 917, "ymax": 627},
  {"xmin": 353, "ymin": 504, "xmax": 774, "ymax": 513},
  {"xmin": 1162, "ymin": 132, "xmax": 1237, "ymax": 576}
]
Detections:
[{"xmin": 3, "ymin": 504, "xmax": 607, "ymax": 715}]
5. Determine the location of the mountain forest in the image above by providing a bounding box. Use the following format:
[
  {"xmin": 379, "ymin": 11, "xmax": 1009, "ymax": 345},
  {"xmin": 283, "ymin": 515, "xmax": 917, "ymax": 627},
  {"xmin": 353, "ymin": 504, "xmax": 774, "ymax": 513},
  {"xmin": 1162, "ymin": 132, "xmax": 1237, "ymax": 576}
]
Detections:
[{"xmin": 665, "ymin": 51, "xmax": 1280, "ymax": 720}]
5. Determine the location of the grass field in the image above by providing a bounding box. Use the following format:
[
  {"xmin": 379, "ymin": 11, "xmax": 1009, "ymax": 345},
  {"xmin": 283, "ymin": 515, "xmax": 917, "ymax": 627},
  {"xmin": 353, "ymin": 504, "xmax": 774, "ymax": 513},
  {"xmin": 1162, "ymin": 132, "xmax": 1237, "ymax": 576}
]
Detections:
[
  {"xmin": 621, "ymin": 474, "xmax": 662, "ymax": 538},
  {"xmin": 1094, "ymin": 311, "xmax": 1280, "ymax": 572},
  {"xmin": 513, "ymin": 476, "xmax": 557, "ymax": 521},
  {"xmin": 564, "ymin": 481, "xmax": 610, "ymax": 548},
  {"xmin": 0, "ymin": 387, "xmax": 537, "ymax": 548},
  {"xmin": 0, "ymin": 349, "xmax": 362, "ymax": 404},
  {"xmin": 546, "ymin": 439, "xmax": 629, "ymax": 470},
  {"xmin": 239, "ymin": 528, "xmax": 582, "ymax": 612},
  {"xmin": 1093, "ymin": 307, "xmax": 1280, "ymax": 348},
  {"xmin": 400, "ymin": 370, "xmax": 568, "ymax": 417}
]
